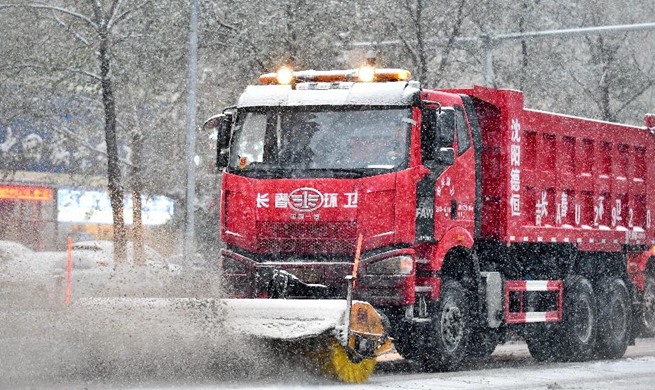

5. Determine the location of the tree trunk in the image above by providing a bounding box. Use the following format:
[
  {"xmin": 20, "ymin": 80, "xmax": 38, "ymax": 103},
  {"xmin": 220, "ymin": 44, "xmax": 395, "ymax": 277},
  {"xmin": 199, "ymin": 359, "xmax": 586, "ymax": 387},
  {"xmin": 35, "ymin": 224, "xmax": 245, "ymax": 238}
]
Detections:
[
  {"xmin": 596, "ymin": 36, "xmax": 616, "ymax": 122},
  {"xmin": 98, "ymin": 32, "xmax": 127, "ymax": 263},
  {"xmin": 519, "ymin": 0, "xmax": 529, "ymax": 89},
  {"xmin": 414, "ymin": 0, "xmax": 428, "ymax": 84}
]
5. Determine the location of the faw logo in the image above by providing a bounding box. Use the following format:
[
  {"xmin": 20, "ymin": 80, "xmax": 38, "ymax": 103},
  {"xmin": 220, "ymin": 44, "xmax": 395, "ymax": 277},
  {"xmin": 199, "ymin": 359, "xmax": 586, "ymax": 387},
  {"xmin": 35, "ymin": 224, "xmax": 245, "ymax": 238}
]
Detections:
[{"xmin": 289, "ymin": 187, "xmax": 323, "ymax": 212}]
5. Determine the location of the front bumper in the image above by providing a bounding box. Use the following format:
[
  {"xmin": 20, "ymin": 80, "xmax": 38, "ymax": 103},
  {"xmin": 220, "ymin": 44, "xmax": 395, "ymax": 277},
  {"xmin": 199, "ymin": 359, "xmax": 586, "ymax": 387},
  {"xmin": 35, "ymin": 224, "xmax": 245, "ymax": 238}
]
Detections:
[{"xmin": 219, "ymin": 248, "xmax": 416, "ymax": 306}]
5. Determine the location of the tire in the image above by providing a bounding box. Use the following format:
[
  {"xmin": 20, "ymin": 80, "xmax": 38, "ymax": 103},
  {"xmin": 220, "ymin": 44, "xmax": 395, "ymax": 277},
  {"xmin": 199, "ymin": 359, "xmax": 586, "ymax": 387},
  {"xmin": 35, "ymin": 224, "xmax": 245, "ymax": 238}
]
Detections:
[
  {"xmin": 560, "ymin": 276, "xmax": 597, "ymax": 361},
  {"xmin": 391, "ymin": 321, "xmax": 419, "ymax": 360},
  {"xmin": 595, "ymin": 278, "xmax": 631, "ymax": 359},
  {"xmin": 640, "ymin": 274, "xmax": 655, "ymax": 337},
  {"xmin": 467, "ymin": 329, "xmax": 499, "ymax": 359},
  {"xmin": 526, "ymin": 322, "xmax": 563, "ymax": 362},
  {"xmin": 526, "ymin": 276, "xmax": 597, "ymax": 362},
  {"xmin": 418, "ymin": 279, "xmax": 471, "ymax": 371}
]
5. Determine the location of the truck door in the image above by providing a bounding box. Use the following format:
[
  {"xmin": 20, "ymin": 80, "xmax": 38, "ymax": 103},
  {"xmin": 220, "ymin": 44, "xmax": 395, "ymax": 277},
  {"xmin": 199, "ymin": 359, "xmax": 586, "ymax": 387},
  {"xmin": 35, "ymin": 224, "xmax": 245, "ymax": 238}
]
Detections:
[
  {"xmin": 415, "ymin": 104, "xmax": 476, "ymax": 242},
  {"xmin": 415, "ymin": 106, "xmax": 454, "ymax": 242},
  {"xmin": 442, "ymin": 105, "xmax": 476, "ymax": 235}
]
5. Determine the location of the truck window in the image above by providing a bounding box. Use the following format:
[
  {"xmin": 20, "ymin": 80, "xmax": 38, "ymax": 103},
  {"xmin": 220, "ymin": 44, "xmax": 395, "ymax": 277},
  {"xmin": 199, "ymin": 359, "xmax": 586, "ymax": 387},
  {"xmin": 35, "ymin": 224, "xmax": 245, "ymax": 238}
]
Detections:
[
  {"xmin": 230, "ymin": 111, "xmax": 269, "ymax": 166},
  {"xmin": 229, "ymin": 107, "xmax": 412, "ymax": 172},
  {"xmin": 455, "ymin": 106, "xmax": 470, "ymax": 156},
  {"xmin": 421, "ymin": 107, "xmax": 438, "ymax": 163}
]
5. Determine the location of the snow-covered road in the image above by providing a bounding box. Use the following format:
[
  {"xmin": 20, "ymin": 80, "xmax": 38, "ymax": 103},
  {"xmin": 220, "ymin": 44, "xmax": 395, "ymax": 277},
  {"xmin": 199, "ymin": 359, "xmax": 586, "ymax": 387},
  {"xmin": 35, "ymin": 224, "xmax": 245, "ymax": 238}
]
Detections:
[{"xmin": 367, "ymin": 340, "xmax": 655, "ymax": 390}]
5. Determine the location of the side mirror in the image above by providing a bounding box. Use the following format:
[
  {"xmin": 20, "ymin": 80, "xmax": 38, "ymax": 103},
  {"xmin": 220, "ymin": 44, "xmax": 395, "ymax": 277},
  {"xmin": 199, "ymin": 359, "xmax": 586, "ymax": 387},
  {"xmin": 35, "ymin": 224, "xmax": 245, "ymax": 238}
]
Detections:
[
  {"xmin": 202, "ymin": 114, "xmax": 223, "ymax": 132},
  {"xmin": 203, "ymin": 114, "xmax": 232, "ymax": 150},
  {"xmin": 437, "ymin": 109, "xmax": 455, "ymax": 148},
  {"xmin": 202, "ymin": 113, "xmax": 233, "ymax": 170}
]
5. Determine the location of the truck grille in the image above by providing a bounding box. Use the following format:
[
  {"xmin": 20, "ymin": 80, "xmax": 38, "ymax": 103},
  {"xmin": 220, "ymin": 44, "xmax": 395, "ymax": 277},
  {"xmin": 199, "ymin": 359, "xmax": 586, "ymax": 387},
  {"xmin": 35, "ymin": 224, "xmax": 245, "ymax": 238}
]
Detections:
[{"xmin": 256, "ymin": 221, "xmax": 357, "ymax": 254}]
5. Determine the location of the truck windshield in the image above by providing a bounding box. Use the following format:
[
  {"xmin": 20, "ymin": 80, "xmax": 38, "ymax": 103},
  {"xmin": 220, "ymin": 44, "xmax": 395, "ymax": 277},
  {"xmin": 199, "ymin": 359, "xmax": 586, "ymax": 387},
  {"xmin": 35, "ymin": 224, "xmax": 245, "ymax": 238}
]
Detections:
[{"xmin": 228, "ymin": 107, "xmax": 412, "ymax": 174}]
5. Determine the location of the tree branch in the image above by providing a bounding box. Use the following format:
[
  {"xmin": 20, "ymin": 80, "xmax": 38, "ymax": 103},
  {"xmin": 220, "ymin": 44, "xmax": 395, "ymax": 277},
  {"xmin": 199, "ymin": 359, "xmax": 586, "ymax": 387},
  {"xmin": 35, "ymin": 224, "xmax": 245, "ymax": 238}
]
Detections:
[
  {"xmin": 615, "ymin": 79, "xmax": 655, "ymax": 116},
  {"xmin": 0, "ymin": 3, "xmax": 98, "ymax": 31},
  {"xmin": 107, "ymin": 0, "xmax": 122, "ymax": 28},
  {"xmin": 389, "ymin": 20, "xmax": 419, "ymax": 66},
  {"xmin": 107, "ymin": 0, "xmax": 150, "ymax": 31},
  {"xmin": 561, "ymin": 63, "xmax": 600, "ymax": 108},
  {"xmin": 52, "ymin": 124, "xmax": 134, "ymax": 168},
  {"xmin": 1, "ymin": 64, "xmax": 101, "ymax": 81},
  {"xmin": 89, "ymin": 0, "xmax": 104, "ymax": 30},
  {"xmin": 436, "ymin": 0, "xmax": 467, "ymax": 82},
  {"xmin": 50, "ymin": 9, "xmax": 91, "ymax": 47},
  {"xmin": 216, "ymin": 18, "xmax": 238, "ymax": 32},
  {"xmin": 110, "ymin": 31, "xmax": 138, "ymax": 49}
]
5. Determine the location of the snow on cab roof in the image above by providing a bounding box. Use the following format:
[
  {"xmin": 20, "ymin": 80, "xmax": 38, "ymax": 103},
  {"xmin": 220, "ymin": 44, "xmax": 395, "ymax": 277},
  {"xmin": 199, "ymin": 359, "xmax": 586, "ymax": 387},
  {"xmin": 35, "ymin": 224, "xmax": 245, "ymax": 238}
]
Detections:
[{"xmin": 237, "ymin": 80, "xmax": 420, "ymax": 108}]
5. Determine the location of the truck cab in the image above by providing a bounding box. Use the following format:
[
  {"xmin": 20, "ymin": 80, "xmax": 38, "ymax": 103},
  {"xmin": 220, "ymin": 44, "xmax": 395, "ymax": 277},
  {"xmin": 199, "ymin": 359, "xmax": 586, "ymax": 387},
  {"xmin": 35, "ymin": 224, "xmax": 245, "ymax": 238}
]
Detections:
[{"xmin": 206, "ymin": 68, "xmax": 478, "ymax": 306}]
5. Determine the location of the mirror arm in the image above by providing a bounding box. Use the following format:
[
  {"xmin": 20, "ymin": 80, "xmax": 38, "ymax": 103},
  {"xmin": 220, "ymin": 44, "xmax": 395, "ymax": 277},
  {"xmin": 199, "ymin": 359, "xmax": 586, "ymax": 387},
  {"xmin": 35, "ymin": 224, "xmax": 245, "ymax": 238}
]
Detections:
[{"xmin": 421, "ymin": 100, "xmax": 442, "ymax": 113}]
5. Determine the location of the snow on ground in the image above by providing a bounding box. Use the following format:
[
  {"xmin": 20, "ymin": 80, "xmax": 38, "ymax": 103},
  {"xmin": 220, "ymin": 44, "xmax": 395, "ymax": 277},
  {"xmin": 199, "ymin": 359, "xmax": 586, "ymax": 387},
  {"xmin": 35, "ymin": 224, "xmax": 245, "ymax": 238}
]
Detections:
[{"xmin": 361, "ymin": 353, "xmax": 655, "ymax": 390}]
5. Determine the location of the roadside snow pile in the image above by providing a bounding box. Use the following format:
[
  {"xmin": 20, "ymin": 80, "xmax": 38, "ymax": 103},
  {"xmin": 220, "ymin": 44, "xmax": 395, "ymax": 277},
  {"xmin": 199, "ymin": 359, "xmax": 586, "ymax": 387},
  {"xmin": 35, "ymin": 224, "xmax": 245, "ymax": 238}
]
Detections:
[
  {"xmin": 0, "ymin": 241, "xmax": 64, "ymax": 307},
  {"xmin": 0, "ymin": 240, "xmax": 59, "ymax": 277}
]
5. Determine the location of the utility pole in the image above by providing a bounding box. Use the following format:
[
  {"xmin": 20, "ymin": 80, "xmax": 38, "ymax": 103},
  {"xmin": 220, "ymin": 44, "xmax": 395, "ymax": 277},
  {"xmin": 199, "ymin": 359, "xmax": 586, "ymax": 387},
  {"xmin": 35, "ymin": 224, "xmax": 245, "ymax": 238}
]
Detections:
[{"xmin": 184, "ymin": 0, "xmax": 199, "ymax": 261}]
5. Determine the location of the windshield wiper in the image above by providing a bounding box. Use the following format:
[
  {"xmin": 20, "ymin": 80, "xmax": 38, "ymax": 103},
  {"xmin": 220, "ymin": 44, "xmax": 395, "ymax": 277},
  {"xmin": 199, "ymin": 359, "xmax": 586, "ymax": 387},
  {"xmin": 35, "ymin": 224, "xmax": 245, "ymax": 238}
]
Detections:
[
  {"xmin": 243, "ymin": 162, "xmax": 277, "ymax": 169},
  {"xmin": 303, "ymin": 168, "xmax": 367, "ymax": 178},
  {"xmin": 232, "ymin": 165, "xmax": 372, "ymax": 179},
  {"xmin": 230, "ymin": 163, "xmax": 289, "ymax": 178}
]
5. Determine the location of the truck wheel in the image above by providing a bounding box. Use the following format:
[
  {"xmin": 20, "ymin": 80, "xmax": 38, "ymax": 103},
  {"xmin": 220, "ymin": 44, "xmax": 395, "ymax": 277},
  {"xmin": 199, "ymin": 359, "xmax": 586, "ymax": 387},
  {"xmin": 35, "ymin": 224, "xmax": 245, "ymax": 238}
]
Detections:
[
  {"xmin": 595, "ymin": 278, "xmax": 630, "ymax": 359},
  {"xmin": 422, "ymin": 279, "xmax": 471, "ymax": 371},
  {"xmin": 390, "ymin": 321, "xmax": 419, "ymax": 360},
  {"xmin": 640, "ymin": 274, "xmax": 655, "ymax": 337},
  {"xmin": 467, "ymin": 328, "xmax": 499, "ymax": 359},
  {"xmin": 561, "ymin": 276, "xmax": 597, "ymax": 361},
  {"xmin": 527, "ymin": 277, "xmax": 597, "ymax": 362},
  {"xmin": 526, "ymin": 322, "xmax": 562, "ymax": 361}
]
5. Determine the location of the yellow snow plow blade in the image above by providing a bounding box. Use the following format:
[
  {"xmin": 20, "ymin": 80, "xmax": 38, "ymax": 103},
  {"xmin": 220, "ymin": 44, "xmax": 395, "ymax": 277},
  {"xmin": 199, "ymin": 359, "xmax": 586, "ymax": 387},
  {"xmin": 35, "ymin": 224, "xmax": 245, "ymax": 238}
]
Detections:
[
  {"xmin": 314, "ymin": 301, "xmax": 392, "ymax": 383},
  {"xmin": 221, "ymin": 298, "xmax": 391, "ymax": 383}
]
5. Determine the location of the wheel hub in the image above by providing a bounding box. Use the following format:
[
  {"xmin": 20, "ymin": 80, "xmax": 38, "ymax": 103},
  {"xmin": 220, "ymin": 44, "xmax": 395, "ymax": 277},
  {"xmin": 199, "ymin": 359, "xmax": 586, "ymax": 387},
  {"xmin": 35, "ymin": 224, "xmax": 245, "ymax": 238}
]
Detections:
[
  {"xmin": 441, "ymin": 305, "xmax": 464, "ymax": 352},
  {"xmin": 609, "ymin": 296, "xmax": 627, "ymax": 340},
  {"xmin": 573, "ymin": 296, "xmax": 593, "ymax": 343}
]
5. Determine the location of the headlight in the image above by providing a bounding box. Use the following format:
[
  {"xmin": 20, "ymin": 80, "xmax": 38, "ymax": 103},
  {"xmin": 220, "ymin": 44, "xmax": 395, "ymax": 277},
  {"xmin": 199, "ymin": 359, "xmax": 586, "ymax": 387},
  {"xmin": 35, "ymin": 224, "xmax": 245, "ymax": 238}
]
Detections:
[{"xmin": 366, "ymin": 255, "xmax": 413, "ymax": 275}]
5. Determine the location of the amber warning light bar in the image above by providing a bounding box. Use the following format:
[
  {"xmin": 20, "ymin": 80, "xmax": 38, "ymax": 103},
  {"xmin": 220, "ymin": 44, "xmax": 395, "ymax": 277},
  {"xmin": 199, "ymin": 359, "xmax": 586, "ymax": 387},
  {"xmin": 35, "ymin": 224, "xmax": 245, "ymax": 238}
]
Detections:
[{"xmin": 259, "ymin": 66, "xmax": 411, "ymax": 85}]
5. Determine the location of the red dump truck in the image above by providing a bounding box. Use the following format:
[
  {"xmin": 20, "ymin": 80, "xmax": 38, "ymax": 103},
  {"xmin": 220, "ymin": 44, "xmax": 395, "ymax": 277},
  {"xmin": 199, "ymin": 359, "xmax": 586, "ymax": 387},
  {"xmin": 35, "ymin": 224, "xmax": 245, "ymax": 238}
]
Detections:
[{"xmin": 203, "ymin": 66, "xmax": 655, "ymax": 382}]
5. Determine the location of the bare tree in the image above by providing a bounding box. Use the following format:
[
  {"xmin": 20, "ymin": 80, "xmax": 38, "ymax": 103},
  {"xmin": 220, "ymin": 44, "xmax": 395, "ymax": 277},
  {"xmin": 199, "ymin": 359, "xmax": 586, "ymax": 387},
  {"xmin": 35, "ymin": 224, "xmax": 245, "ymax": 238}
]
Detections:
[{"xmin": 0, "ymin": 0, "xmax": 155, "ymax": 262}]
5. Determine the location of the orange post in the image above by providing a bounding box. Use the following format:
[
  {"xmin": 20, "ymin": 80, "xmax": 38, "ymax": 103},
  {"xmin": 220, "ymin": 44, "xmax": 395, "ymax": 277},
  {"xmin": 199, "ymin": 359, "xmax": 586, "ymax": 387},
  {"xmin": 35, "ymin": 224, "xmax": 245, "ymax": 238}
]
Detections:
[
  {"xmin": 352, "ymin": 234, "xmax": 363, "ymax": 288},
  {"xmin": 65, "ymin": 236, "xmax": 72, "ymax": 306}
]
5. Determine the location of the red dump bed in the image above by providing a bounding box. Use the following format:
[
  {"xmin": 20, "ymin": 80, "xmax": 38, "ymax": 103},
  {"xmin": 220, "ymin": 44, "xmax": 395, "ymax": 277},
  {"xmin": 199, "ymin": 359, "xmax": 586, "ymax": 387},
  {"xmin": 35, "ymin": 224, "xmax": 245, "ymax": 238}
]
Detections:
[{"xmin": 459, "ymin": 86, "xmax": 655, "ymax": 250}]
